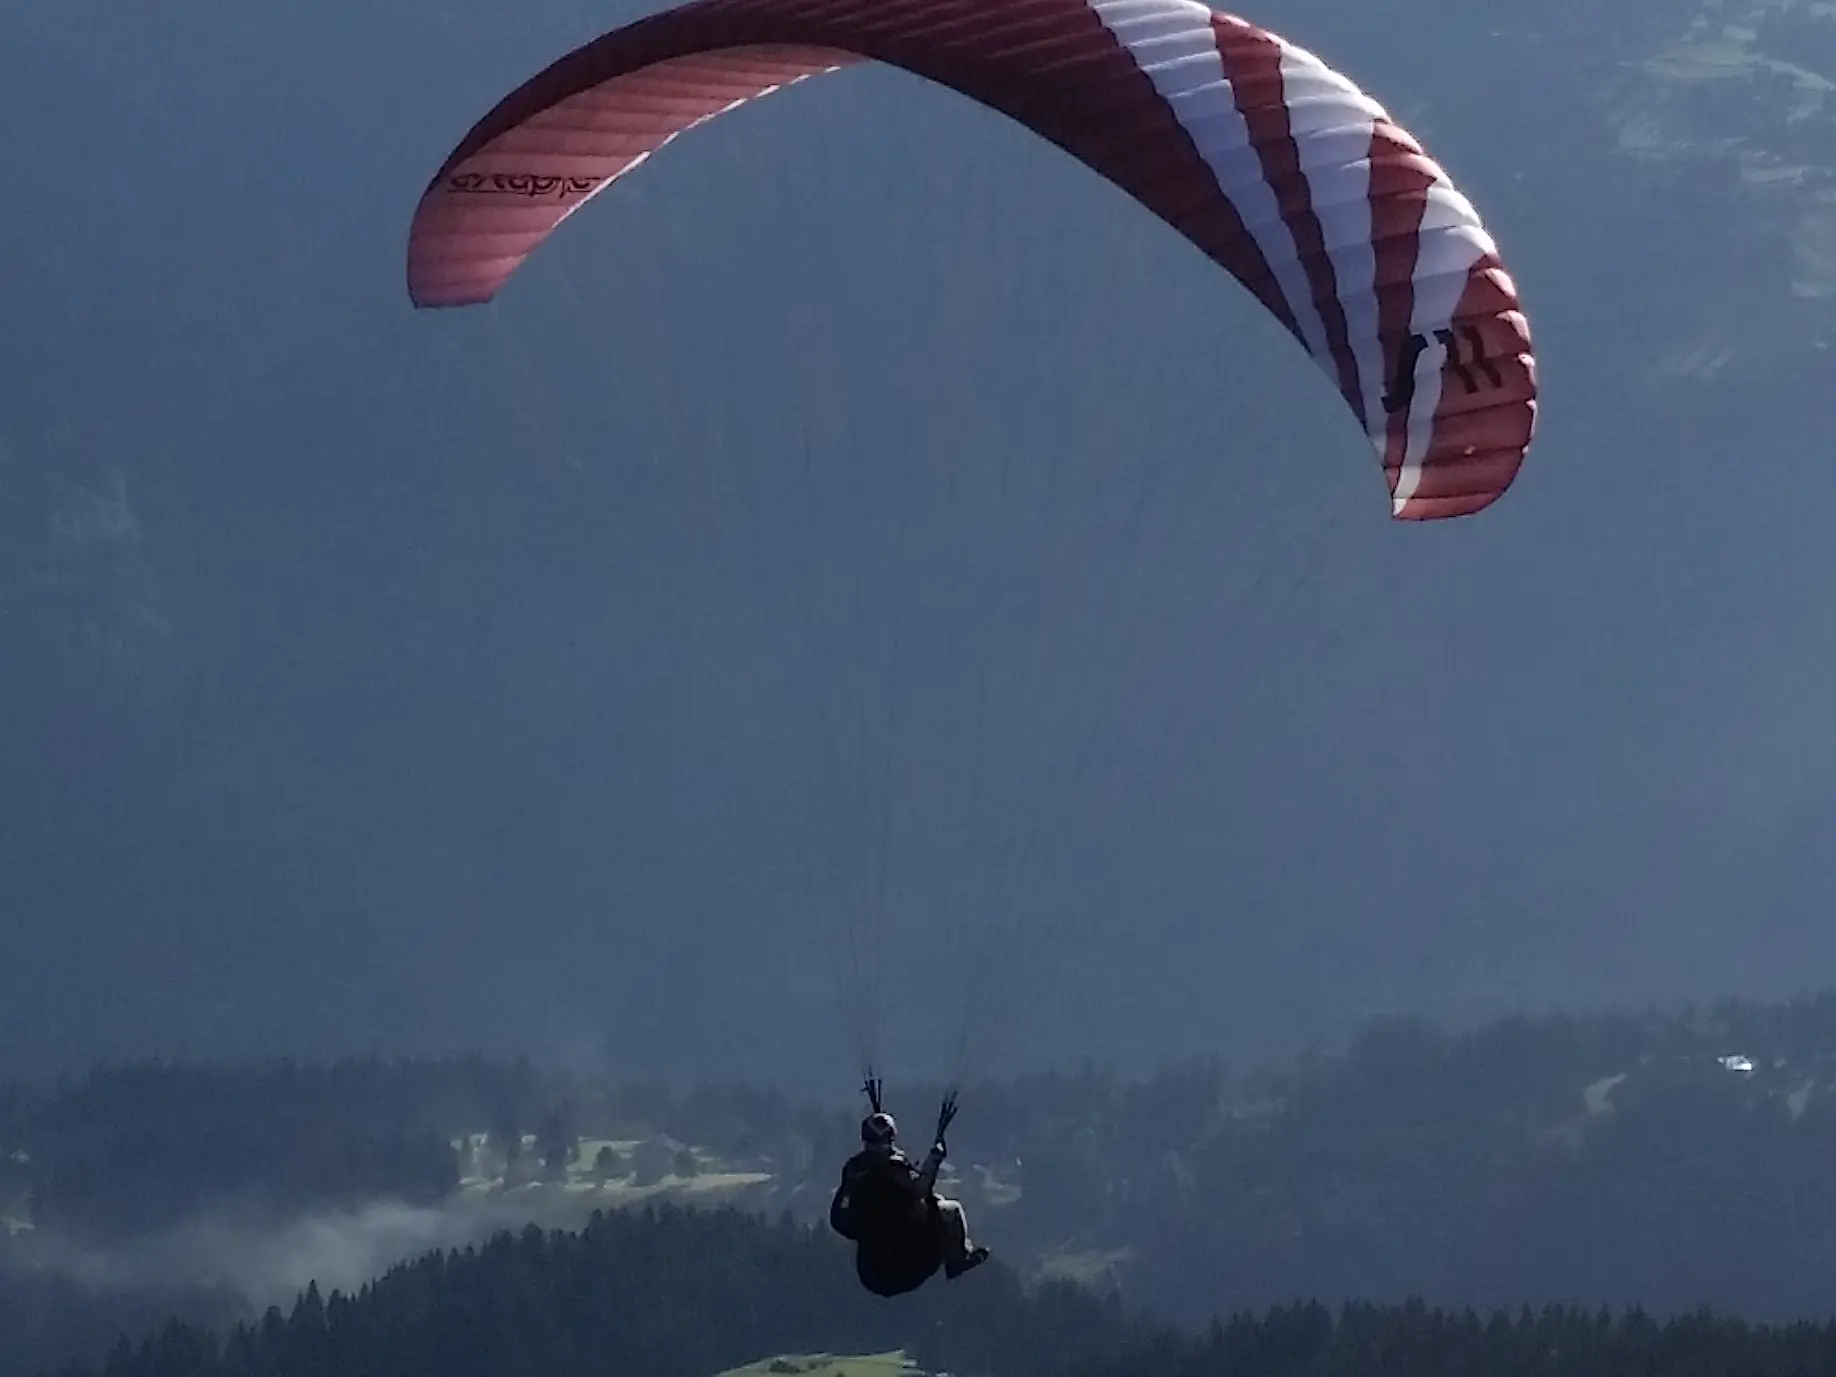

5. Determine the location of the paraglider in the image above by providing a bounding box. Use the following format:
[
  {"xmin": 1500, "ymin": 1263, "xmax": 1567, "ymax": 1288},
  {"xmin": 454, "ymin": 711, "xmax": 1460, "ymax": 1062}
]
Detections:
[
  {"xmin": 828, "ymin": 1080, "xmax": 988, "ymax": 1295},
  {"xmin": 403, "ymin": 0, "xmax": 1541, "ymax": 1296}
]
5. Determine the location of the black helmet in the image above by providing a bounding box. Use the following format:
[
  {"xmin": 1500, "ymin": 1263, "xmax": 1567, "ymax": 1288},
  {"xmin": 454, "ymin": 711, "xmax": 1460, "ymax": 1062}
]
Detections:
[{"xmin": 861, "ymin": 1111, "xmax": 897, "ymax": 1146}]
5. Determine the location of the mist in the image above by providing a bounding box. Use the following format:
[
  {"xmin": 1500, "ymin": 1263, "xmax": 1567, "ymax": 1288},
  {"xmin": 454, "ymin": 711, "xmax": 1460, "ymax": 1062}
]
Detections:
[{"xmin": 10, "ymin": 1198, "xmax": 559, "ymax": 1314}]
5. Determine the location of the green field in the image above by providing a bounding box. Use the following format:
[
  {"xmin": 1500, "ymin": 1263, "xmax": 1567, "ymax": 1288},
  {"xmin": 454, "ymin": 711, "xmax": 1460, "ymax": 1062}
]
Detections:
[{"xmin": 452, "ymin": 1133, "xmax": 773, "ymax": 1202}]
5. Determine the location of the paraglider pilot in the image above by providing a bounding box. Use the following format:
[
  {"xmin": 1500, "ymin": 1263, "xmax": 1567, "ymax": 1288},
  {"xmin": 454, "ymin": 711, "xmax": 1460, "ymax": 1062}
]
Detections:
[{"xmin": 829, "ymin": 1077, "xmax": 990, "ymax": 1295}]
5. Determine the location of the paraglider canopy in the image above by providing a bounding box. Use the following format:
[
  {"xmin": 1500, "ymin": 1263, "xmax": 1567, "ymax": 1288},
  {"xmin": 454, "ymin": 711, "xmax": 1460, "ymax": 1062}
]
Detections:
[{"xmin": 406, "ymin": 0, "xmax": 1536, "ymax": 519}]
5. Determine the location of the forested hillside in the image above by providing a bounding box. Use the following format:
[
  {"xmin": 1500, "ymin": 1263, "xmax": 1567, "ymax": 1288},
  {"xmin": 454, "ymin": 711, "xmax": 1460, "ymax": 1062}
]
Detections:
[{"xmin": 58, "ymin": 1207, "xmax": 1836, "ymax": 1377}]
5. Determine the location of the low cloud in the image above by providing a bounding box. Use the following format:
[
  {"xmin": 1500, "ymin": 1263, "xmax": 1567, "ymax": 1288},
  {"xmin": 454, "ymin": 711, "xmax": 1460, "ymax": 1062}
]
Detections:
[{"xmin": 11, "ymin": 1194, "xmax": 573, "ymax": 1314}]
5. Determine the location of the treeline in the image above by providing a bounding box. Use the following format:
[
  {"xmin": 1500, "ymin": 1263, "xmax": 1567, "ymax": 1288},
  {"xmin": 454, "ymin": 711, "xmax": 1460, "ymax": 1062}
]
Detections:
[
  {"xmin": 59, "ymin": 1206, "xmax": 1836, "ymax": 1377},
  {"xmin": 1083, "ymin": 1302, "xmax": 1836, "ymax": 1377}
]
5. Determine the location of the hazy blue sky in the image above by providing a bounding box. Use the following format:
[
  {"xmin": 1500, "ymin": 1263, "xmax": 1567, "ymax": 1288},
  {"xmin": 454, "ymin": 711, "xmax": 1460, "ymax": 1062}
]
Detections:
[{"xmin": 1, "ymin": 0, "xmax": 1831, "ymax": 1089}]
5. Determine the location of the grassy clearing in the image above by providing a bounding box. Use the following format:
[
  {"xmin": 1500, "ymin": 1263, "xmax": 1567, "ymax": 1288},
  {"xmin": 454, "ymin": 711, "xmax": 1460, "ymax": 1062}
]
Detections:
[
  {"xmin": 454, "ymin": 1130, "xmax": 774, "ymax": 1200},
  {"xmin": 1034, "ymin": 1246, "xmax": 1132, "ymax": 1288}
]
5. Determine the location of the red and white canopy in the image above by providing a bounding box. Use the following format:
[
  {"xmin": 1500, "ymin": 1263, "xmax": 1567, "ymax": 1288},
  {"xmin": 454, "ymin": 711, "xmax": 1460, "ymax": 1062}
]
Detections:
[{"xmin": 407, "ymin": 0, "xmax": 1537, "ymax": 518}]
